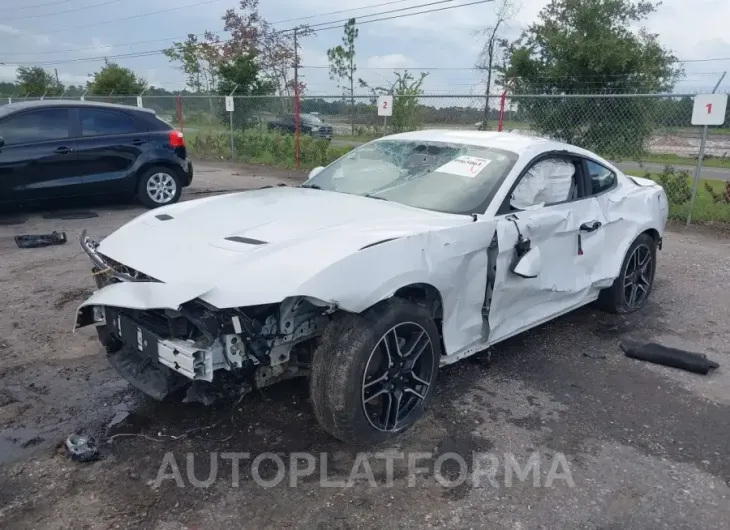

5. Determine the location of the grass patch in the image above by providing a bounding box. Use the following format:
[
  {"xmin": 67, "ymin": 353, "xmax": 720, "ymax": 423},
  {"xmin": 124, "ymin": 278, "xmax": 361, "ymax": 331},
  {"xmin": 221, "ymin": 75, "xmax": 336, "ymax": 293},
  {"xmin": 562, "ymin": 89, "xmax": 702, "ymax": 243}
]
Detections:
[
  {"xmin": 631, "ymin": 152, "xmax": 730, "ymax": 169},
  {"xmin": 628, "ymin": 166, "xmax": 730, "ymax": 223},
  {"xmin": 187, "ymin": 129, "xmax": 353, "ymax": 170}
]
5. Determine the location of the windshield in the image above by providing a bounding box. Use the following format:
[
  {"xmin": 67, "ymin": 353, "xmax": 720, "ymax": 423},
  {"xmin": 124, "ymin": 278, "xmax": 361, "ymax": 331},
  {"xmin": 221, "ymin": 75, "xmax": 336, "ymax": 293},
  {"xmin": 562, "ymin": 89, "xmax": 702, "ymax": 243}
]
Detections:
[
  {"xmin": 305, "ymin": 139, "xmax": 519, "ymax": 215},
  {"xmin": 301, "ymin": 114, "xmax": 323, "ymax": 125}
]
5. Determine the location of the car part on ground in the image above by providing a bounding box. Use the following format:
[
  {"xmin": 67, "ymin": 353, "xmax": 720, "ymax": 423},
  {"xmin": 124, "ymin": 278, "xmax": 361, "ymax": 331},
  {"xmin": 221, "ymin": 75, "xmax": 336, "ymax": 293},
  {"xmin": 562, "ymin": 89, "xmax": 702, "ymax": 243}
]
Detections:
[
  {"xmin": 14, "ymin": 231, "xmax": 67, "ymax": 249},
  {"xmin": 65, "ymin": 434, "xmax": 99, "ymax": 462},
  {"xmin": 74, "ymin": 130, "xmax": 668, "ymax": 444},
  {"xmin": 620, "ymin": 340, "xmax": 720, "ymax": 375}
]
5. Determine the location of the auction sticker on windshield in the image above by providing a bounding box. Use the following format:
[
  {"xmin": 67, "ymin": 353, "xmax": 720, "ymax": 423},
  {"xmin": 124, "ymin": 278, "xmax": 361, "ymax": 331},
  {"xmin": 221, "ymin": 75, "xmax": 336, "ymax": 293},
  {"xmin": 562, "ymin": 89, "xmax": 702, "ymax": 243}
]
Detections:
[{"xmin": 436, "ymin": 156, "xmax": 491, "ymax": 177}]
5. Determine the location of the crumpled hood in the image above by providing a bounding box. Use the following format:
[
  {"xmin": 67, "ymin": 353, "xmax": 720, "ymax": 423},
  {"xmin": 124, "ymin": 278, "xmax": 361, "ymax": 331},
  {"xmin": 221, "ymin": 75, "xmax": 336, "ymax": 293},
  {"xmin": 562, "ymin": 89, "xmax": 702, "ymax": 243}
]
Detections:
[{"xmin": 94, "ymin": 186, "xmax": 471, "ymax": 307}]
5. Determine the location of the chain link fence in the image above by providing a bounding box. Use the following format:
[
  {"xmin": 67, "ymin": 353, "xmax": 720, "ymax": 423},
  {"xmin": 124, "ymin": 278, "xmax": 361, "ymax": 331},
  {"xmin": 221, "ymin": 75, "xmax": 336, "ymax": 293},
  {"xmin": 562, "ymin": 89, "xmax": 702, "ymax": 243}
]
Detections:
[{"xmin": 2, "ymin": 92, "xmax": 729, "ymax": 223}]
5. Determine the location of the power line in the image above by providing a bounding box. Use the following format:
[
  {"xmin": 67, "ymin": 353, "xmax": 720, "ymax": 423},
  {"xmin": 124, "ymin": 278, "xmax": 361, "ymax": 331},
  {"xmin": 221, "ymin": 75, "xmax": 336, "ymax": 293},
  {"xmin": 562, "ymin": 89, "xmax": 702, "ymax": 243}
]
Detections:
[
  {"xmin": 39, "ymin": 0, "xmax": 231, "ymax": 36},
  {"xmin": 11, "ymin": 0, "xmax": 73, "ymax": 9},
  {"xmin": 2, "ymin": 0, "xmax": 485, "ymax": 66},
  {"xmin": 4, "ymin": 0, "xmax": 124, "ymax": 21},
  {"xmin": 0, "ymin": 0, "xmax": 431, "ymax": 56}
]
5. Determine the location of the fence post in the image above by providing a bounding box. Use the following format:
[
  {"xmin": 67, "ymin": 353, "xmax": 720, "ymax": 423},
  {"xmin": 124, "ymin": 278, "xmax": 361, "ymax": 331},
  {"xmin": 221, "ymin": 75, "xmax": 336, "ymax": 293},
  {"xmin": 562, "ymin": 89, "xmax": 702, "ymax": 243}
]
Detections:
[
  {"xmin": 229, "ymin": 85, "xmax": 238, "ymax": 159},
  {"xmin": 687, "ymin": 71, "xmax": 727, "ymax": 226},
  {"xmin": 176, "ymin": 94, "xmax": 184, "ymax": 132}
]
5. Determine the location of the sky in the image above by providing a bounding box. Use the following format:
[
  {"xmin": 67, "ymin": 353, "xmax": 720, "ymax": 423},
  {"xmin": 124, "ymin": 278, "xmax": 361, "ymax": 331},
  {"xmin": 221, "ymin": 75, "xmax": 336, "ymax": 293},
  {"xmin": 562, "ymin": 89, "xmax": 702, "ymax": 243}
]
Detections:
[{"xmin": 1, "ymin": 0, "xmax": 730, "ymax": 96}]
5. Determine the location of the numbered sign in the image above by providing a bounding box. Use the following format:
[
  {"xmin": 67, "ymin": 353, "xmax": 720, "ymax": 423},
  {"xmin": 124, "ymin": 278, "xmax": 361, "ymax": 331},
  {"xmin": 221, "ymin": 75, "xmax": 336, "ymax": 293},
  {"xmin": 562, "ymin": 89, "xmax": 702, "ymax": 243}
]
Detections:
[
  {"xmin": 691, "ymin": 94, "xmax": 728, "ymax": 126},
  {"xmin": 225, "ymin": 96, "xmax": 234, "ymax": 112},
  {"xmin": 136, "ymin": 96, "xmax": 143, "ymax": 108},
  {"xmin": 377, "ymin": 95, "xmax": 393, "ymax": 117}
]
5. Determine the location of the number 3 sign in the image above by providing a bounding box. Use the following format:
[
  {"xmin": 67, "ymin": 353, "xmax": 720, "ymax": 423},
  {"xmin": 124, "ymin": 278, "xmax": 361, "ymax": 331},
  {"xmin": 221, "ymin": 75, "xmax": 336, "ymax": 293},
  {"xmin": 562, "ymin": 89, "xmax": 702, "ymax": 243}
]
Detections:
[
  {"xmin": 377, "ymin": 95, "xmax": 393, "ymax": 117},
  {"xmin": 691, "ymin": 94, "xmax": 728, "ymax": 126}
]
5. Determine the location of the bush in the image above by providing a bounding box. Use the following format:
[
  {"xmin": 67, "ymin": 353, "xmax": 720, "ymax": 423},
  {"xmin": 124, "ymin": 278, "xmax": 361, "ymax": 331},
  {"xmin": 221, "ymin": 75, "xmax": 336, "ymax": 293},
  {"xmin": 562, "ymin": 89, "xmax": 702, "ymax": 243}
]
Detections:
[
  {"xmin": 188, "ymin": 130, "xmax": 353, "ymax": 170},
  {"xmin": 650, "ymin": 165, "xmax": 692, "ymax": 207}
]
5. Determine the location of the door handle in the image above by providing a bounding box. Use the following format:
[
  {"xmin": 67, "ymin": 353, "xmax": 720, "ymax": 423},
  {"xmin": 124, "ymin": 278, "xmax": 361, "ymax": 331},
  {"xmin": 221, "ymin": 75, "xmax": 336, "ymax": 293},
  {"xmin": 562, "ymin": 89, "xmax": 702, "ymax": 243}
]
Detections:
[
  {"xmin": 131, "ymin": 139, "xmax": 147, "ymax": 146},
  {"xmin": 54, "ymin": 147, "xmax": 73, "ymax": 154},
  {"xmin": 580, "ymin": 221, "xmax": 602, "ymax": 232}
]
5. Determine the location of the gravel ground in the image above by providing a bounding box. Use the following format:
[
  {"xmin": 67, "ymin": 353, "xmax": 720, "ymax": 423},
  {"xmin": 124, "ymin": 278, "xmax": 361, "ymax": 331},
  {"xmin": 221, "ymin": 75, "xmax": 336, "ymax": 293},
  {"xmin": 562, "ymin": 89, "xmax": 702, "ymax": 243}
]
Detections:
[{"xmin": 0, "ymin": 160, "xmax": 728, "ymax": 529}]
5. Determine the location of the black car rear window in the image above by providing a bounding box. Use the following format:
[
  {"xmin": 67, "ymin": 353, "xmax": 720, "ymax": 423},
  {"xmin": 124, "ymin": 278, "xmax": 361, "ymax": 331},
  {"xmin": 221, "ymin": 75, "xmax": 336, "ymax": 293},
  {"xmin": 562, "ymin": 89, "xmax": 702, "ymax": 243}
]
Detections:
[{"xmin": 80, "ymin": 108, "xmax": 138, "ymax": 136}]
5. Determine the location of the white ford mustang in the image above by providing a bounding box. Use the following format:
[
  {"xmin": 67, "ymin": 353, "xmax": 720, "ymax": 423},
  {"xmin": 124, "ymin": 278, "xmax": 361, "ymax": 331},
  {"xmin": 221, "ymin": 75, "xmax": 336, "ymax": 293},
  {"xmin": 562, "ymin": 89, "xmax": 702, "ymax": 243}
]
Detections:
[{"xmin": 75, "ymin": 130, "xmax": 668, "ymax": 444}]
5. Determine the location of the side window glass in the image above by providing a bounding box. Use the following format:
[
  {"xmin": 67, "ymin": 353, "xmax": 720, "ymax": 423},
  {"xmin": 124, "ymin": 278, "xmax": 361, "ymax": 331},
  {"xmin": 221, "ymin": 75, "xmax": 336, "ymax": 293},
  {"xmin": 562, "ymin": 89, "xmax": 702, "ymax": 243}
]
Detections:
[
  {"xmin": 0, "ymin": 109, "xmax": 69, "ymax": 146},
  {"xmin": 586, "ymin": 160, "xmax": 616, "ymax": 195},
  {"xmin": 80, "ymin": 109, "xmax": 137, "ymax": 137},
  {"xmin": 510, "ymin": 157, "xmax": 576, "ymax": 210}
]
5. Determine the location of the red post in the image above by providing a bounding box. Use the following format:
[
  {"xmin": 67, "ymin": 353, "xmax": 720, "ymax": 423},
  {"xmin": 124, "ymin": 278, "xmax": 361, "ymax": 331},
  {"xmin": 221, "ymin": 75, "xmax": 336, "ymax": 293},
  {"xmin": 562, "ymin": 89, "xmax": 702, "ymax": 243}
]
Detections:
[
  {"xmin": 497, "ymin": 89, "xmax": 507, "ymax": 132},
  {"xmin": 294, "ymin": 85, "xmax": 301, "ymax": 169},
  {"xmin": 176, "ymin": 94, "xmax": 184, "ymax": 132}
]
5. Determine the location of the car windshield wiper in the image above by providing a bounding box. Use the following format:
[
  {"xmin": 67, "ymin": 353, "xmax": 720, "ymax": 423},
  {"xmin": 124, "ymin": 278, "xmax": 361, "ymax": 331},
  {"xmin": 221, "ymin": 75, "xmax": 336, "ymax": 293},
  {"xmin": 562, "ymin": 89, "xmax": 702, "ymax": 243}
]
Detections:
[
  {"xmin": 300, "ymin": 183, "xmax": 322, "ymax": 189},
  {"xmin": 364, "ymin": 194, "xmax": 388, "ymax": 201}
]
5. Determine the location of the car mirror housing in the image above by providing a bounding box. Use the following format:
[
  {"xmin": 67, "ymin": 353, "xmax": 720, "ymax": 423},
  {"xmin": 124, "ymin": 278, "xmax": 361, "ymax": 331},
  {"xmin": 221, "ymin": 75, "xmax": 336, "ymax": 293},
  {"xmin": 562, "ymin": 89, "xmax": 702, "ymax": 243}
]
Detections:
[
  {"xmin": 511, "ymin": 246, "xmax": 541, "ymax": 279},
  {"xmin": 308, "ymin": 166, "xmax": 325, "ymax": 179}
]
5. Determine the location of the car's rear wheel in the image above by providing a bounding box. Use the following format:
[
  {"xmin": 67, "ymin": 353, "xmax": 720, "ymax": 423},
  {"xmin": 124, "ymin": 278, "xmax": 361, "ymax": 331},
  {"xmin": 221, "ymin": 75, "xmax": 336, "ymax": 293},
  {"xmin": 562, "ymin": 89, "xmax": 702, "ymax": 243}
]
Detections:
[
  {"xmin": 137, "ymin": 166, "xmax": 182, "ymax": 208},
  {"xmin": 596, "ymin": 233, "xmax": 657, "ymax": 313},
  {"xmin": 309, "ymin": 298, "xmax": 440, "ymax": 445}
]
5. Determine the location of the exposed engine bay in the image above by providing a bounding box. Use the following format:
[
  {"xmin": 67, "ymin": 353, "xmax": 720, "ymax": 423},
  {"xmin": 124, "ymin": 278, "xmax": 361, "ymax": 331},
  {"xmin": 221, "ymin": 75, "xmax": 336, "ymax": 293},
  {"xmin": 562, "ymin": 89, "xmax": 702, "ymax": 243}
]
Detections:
[{"xmin": 76, "ymin": 231, "xmax": 331, "ymax": 404}]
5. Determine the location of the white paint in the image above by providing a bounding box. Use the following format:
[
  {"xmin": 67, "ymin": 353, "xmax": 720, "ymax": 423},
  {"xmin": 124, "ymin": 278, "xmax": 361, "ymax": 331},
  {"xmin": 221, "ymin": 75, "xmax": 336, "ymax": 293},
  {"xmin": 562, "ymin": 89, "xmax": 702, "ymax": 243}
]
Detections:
[
  {"xmin": 225, "ymin": 96, "xmax": 234, "ymax": 112},
  {"xmin": 377, "ymin": 95, "xmax": 393, "ymax": 117},
  {"xmin": 76, "ymin": 131, "xmax": 668, "ymax": 367},
  {"xmin": 436, "ymin": 155, "xmax": 491, "ymax": 178},
  {"xmin": 692, "ymin": 94, "xmax": 728, "ymax": 126}
]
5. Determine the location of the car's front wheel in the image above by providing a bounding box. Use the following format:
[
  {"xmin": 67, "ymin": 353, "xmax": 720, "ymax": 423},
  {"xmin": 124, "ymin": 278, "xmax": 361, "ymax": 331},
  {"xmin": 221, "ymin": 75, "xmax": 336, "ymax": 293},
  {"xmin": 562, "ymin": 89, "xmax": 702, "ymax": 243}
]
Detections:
[
  {"xmin": 137, "ymin": 166, "xmax": 182, "ymax": 208},
  {"xmin": 310, "ymin": 298, "xmax": 441, "ymax": 445},
  {"xmin": 596, "ymin": 232, "xmax": 657, "ymax": 313}
]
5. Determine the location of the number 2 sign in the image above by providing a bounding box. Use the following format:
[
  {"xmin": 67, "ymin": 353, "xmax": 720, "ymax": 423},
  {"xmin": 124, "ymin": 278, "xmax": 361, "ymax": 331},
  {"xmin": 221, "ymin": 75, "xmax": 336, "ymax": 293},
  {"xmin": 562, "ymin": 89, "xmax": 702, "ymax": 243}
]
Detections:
[
  {"xmin": 691, "ymin": 94, "xmax": 728, "ymax": 126},
  {"xmin": 377, "ymin": 95, "xmax": 393, "ymax": 117}
]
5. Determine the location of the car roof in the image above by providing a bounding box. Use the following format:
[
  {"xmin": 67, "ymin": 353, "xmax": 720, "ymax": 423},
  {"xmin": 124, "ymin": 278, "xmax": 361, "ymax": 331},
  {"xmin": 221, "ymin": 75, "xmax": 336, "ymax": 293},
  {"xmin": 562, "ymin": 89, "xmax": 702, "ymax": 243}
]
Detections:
[
  {"xmin": 0, "ymin": 99, "xmax": 156, "ymax": 115},
  {"xmin": 380, "ymin": 129, "xmax": 591, "ymax": 157}
]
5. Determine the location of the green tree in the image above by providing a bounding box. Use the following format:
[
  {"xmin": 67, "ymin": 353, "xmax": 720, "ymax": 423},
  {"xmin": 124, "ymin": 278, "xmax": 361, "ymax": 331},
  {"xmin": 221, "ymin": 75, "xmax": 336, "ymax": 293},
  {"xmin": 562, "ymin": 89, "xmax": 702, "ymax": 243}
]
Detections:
[
  {"xmin": 215, "ymin": 52, "xmax": 275, "ymax": 129},
  {"xmin": 499, "ymin": 0, "xmax": 681, "ymax": 158},
  {"xmin": 327, "ymin": 18, "xmax": 359, "ymax": 135},
  {"xmin": 16, "ymin": 66, "xmax": 63, "ymax": 97},
  {"xmin": 360, "ymin": 71, "xmax": 428, "ymax": 133},
  {"xmin": 87, "ymin": 61, "xmax": 146, "ymax": 95},
  {"xmin": 163, "ymin": 33, "xmax": 221, "ymax": 93}
]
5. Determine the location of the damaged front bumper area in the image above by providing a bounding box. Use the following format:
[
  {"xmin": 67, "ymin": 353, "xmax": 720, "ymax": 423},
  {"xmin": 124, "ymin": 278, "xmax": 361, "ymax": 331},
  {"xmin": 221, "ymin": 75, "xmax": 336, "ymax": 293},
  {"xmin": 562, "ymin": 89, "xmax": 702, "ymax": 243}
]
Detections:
[{"xmin": 75, "ymin": 231, "xmax": 330, "ymax": 402}]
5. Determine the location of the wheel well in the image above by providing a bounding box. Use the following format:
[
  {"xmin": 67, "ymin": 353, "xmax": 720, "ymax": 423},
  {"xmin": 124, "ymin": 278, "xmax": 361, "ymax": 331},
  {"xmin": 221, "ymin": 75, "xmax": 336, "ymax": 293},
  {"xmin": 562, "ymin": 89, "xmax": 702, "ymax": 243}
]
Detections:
[
  {"xmin": 393, "ymin": 283, "xmax": 444, "ymax": 347},
  {"xmin": 642, "ymin": 228, "xmax": 660, "ymax": 243},
  {"xmin": 136, "ymin": 161, "xmax": 184, "ymax": 188}
]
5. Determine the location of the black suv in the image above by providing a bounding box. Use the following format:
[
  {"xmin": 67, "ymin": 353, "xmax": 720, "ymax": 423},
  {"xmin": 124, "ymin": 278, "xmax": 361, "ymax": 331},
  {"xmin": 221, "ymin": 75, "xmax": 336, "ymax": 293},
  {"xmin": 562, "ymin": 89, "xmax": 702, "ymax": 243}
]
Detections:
[
  {"xmin": 267, "ymin": 113, "xmax": 333, "ymax": 141},
  {"xmin": 0, "ymin": 100, "xmax": 193, "ymax": 209}
]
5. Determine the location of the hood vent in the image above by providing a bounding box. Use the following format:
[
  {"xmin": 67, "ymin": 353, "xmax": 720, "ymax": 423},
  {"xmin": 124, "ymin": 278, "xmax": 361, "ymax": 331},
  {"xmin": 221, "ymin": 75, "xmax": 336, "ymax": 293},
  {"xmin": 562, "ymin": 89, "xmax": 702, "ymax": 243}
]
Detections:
[{"xmin": 224, "ymin": 236, "xmax": 268, "ymax": 245}]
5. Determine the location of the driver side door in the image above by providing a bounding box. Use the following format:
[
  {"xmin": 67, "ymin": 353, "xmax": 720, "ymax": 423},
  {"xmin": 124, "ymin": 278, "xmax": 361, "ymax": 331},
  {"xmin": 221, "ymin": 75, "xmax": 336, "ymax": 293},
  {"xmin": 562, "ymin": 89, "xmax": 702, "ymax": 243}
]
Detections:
[{"xmin": 486, "ymin": 154, "xmax": 609, "ymax": 344}]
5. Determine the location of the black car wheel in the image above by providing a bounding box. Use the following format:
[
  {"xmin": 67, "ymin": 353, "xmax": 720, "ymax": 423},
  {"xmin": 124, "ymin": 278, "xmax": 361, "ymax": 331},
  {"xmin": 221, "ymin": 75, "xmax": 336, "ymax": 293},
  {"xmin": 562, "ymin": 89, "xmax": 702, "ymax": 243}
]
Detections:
[
  {"xmin": 137, "ymin": 166, "xmax": 182, "ymax": 209},
  {"xmin": 309, "ymin": 298, "xmax": 441, "ymax": 445},
  {"xmin": 596, "ymin": 233, "xmax": 657, "ymax": 313}
]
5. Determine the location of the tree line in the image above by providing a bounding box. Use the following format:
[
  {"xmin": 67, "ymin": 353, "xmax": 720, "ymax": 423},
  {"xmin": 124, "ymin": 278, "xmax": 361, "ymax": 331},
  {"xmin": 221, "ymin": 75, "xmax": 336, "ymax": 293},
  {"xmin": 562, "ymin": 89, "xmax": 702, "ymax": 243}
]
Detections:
[{"xmin": 3, "ymin": 0, "xmax": 721, "ymax": 153}]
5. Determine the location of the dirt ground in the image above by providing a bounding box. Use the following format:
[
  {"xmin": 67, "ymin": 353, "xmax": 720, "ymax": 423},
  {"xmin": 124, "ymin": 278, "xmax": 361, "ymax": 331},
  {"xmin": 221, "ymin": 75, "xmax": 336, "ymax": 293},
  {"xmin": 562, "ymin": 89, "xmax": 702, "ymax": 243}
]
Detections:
[{"xmin": 0, "ymin": 160, "xmax": 728, "ymax": 529}]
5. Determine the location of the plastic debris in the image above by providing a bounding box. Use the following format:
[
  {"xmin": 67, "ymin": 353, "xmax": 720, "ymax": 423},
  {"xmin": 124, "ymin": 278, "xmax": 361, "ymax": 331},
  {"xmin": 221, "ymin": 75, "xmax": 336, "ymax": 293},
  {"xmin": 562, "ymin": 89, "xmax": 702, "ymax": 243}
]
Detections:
[
  {"xmin": 65, "ymin": 434, "xmax": 99, "ymax": 462},
  {"xmin": 620, "ymin": 340, "xmax": 720, "ymax": 375},
  {"xmin": 14, "ymin": 231, "xmax": 67, "ymax": 249}
]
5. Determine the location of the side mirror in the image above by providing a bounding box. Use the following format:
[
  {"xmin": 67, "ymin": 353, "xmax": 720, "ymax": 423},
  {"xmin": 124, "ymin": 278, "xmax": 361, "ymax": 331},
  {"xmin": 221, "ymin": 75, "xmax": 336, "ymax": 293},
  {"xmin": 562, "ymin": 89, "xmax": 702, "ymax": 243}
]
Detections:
[
  {"xmin": 511, "ymin": 246, "xmax": 541, "ymax": 279},
  {"xmin": 0, "ymin": 136, "xmax": 4, "ymax": 148},
  {"xmin": 308, "ymin": 166, "xmax": 324, "ymax": 179}
]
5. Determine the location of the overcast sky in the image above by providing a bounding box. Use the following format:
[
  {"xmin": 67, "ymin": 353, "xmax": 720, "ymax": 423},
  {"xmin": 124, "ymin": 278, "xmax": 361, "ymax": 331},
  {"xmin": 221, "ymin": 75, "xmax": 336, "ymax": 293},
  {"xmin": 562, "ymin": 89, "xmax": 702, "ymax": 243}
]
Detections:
[{"xmin": 1, "ymin": 0, "xmax": 729, "ymax": 95}]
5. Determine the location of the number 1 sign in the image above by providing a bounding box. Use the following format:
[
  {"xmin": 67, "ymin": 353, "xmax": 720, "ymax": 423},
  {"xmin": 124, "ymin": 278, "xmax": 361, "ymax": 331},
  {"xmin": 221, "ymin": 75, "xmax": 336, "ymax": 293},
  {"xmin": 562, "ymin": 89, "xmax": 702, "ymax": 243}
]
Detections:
[
  {"xmin": 377, "ymin": 95, "xmax": 393, "ymax": 117},
  {"xmin": 691, "ymin": 94, "xmax": 728, "ymax": 126}
]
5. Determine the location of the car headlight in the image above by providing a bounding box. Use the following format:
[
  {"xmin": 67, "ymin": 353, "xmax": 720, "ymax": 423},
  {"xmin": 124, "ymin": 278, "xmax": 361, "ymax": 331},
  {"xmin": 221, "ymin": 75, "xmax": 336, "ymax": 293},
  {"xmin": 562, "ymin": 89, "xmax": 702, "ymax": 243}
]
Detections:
[{"xmin": 311, "ymin": 126, "xmax": 320, "ymax": 132}]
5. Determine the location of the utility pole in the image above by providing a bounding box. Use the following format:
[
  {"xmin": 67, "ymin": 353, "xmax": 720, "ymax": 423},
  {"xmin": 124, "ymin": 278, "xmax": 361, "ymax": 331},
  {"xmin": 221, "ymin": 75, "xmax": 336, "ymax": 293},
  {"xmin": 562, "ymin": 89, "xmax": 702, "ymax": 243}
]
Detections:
[
  {"xmin": 293, "ymin": 26, "xmax": 301, "ymax": 169},
  {"xmin": 55, "ymin": 68, "xmax": 60, "ymax": 87}
]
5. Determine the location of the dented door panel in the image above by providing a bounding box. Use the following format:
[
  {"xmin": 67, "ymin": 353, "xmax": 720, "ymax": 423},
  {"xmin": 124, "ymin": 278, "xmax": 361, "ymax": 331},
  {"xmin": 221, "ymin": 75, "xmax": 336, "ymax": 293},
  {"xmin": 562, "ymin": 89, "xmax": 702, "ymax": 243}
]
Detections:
[{"xmin": 487, "ymin": 198, "xmax": 608, "ymax": 344}]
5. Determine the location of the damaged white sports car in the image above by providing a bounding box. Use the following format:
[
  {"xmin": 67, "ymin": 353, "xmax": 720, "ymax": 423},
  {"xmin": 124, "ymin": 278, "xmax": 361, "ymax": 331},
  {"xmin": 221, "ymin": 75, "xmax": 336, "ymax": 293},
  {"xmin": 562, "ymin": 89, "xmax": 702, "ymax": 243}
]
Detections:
[{"xmin": 75, "ymin": 130, "xmax": 668, "ymax": 444}]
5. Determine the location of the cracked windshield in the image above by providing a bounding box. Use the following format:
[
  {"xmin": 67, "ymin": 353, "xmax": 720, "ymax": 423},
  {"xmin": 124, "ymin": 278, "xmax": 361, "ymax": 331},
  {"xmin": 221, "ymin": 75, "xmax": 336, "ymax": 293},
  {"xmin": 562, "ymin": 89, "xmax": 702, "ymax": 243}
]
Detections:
[{"xmin": 306, "ymin": 140, "xmax": 518, "ymax": 214}]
